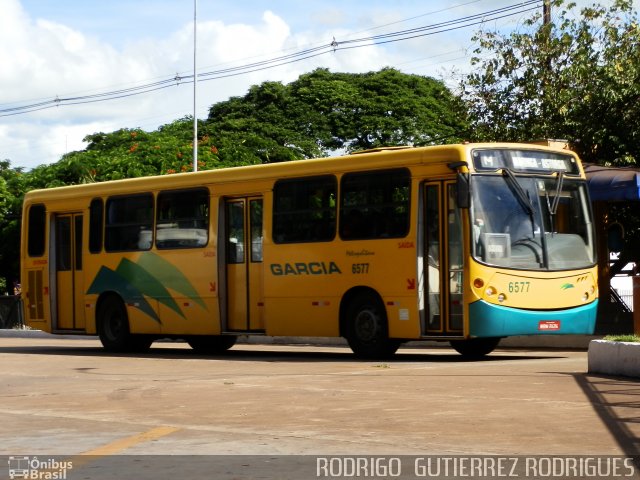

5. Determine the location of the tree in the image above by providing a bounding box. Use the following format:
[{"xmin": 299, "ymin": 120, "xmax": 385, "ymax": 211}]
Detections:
[
  {"xmin": 208, "ymin": 68, "xmax": 469, "ymax": 163},
  {"xmin": 462, "ymin": 0, "xmax": 640, "ymax": 166},
  {"xmin": 0, "ymin": 160, "xmax": 26, "ymax": 294}
]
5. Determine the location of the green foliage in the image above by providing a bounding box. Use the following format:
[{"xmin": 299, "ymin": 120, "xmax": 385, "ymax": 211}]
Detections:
[
  {"xmin": 603, "ymin": 334, "xmax": 640, "ymax": 343},
  {"xmin": 462, "ymin": 0, "xmax": 640, "ymax": 166},
  {"xmin": 0, "ymin": 160, "xmax": 26, "ymax": 291},
  {"xmin": 208, "ymin": 68, "xmax": 469, "ymax": 159}
]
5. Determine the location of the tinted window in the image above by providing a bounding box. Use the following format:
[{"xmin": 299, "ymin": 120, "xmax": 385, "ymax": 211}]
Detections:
[
  {"xmin": 340, "ymin": 169, "xmax": 410, "ymax": 240},
  {"xmin": 55, "ymin": 216, "xmax": 71, "ymax": 271},
  {"xmin": 250, "ymin": 199, "xmax": 263, "ymax": 262},
  {"xmin": 156, "ymin": 189, "xmax": 209, "ymax": 249},
  {"xmin": 89, "ymin": 198, "xmax": 103, "ymax": 253},
  {"xmin": 273, "ymin": 176, "xmax": 337, "ymax": 243},
  {"xmin": 27, "ymin": 204, "xmax": 46, "ymax": 257},
  {"xmin": 226, "ymin": 201, "xmax": 245, "ymax": 264},
  {"xmin": 105, "ymin": 194, "xmax": 154, "ymax": 252}
]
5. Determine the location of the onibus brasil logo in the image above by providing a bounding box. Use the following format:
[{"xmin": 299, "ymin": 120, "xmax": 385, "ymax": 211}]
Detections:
[{"xmin": 8, "ymin": 456, "xmax": 73, "ymax": 479}]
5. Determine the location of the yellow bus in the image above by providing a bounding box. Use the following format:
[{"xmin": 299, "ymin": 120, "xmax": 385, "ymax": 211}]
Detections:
[{"xmin": 20, "ymin": 143, "xmax": 598, "ymax": 358}]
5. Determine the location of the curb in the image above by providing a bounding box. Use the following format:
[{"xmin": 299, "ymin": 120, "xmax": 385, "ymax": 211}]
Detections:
[
  {"xmin": 588, "ymin": 339, "xmax": 640, "ymax": 378},
  {"xmin": 1, "ymin": 329, "xmax": 599, "ymax": 350}
]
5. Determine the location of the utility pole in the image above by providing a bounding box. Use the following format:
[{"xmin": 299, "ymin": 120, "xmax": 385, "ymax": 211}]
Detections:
[
  {"xmin": 193, "ymin": 0, "xmax": 198, "ymax": 172},
  {"xmin": 543, "ymin": 0, "xmax": 551, "ymax": 26},
  {"xmin": 541, "ymin": 0, "xmax": 552, "ymax": 137}
]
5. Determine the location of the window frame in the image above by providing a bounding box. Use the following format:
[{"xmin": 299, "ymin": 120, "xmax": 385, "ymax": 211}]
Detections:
[
  {"xmin": 272, "ymin": 175, "xmax": 337, "ymax": 244},
  {"xmin": 104, "ymin": 193, "xmax": 154, "ymax": 252},
  {"xmin": 339, "ymin": 168, "xmax": 411, "ymax": 240}
]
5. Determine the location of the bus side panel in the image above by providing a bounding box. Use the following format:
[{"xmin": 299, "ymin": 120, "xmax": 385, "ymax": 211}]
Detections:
[
  {"xmin": 23, "ymin": 266, "xmax": 51, "ymax": 332},
  {"xmin": 157, "ymin": 297, "xmax": 220, "ymax": 335},
  {"xmin": 84, "ymin": 249, "xmax": 220, "ymax": 336},
  {"xmin": 126, "ymin": 299, "xmax": 161, "ymax": 334},
  {"xmin": 149, "ymin": 250, "xmax": 219, "ymax": 336},
  {"xmin": 265, "ymin": 298, "xmax": 340, "ymax": 337},
  {"xmin": 262, "ymin": 240, "xmax": 345, "ymax": 336},
  {"xmin": 21, "ymin": 201, "xmax": 52, "ymax": 332},
  {"xmin": 385, "ymin": 297, "xmax": 421, "ymax": 340},
  {"xmin": 263, "ymin": 240, "xmax": 421, "ymax": 339},
  {"xmin": 468, "ymin": 299, "xmax": 598, "ymax": 337}
]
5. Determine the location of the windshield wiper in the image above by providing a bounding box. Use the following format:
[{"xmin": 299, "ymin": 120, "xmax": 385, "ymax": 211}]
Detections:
[
  {"xmin": 502, "ymin": 168, "xmax": 534, "ymax": 215},
  {"xmin": 502, "ymin": 168, "xmax": 536, "ymax": 237},
  {"xmin": 545, "ymin": 170, "xmax": 565, "ymax": 233}
]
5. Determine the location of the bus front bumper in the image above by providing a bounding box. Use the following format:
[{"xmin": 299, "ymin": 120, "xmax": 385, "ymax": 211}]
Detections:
[{"xmin": 468, "ymin": 299, "xmax": 598, "ymax": 337}]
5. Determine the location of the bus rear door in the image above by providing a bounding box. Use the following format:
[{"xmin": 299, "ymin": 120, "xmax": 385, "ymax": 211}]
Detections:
[
  {"xmin": 223, "ymin": 197, "xmax": 264, "ymax": 332},
  {"xmin": 53, "ymin": 212, "xmax": 85, "ymax": 330}
]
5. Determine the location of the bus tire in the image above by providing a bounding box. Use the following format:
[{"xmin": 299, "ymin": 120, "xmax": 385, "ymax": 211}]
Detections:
[
  {"xmin": 97, "ymin": 295, "xmax": 152, "ymax": 353},
  {"xmin": 450, "ymin": 337, "xmax": 500, "ymax": 358},
  {"xmin": 345, "ymin": 292, "xmax": 400, "ymax": 359},
  {"xmin": 187, "ymin": 335, "xmax": 237, "ymax": 354}
]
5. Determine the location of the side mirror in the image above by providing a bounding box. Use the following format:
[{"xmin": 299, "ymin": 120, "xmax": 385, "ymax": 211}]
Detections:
[
  {"xmin": 448, "ymin": 161, "xmax": 470, "ymax": 209},
  {"xmin": 456, "ymin": 172, "xmax": 470, "ymax": 209}
]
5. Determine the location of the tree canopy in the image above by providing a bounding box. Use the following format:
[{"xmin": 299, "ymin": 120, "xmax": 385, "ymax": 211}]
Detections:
[
  {"xmin": 462, "ymin": 0, "xmax": 640, "ymax": 166},
  {"xmin": 208, "ymin": 68, "xmax": 469, "ymax": 163}
]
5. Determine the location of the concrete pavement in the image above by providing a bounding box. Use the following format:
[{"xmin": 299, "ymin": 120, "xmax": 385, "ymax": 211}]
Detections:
[{"xmin": 0, "ymin": 332, "xmax": 638, "ymax": 478}]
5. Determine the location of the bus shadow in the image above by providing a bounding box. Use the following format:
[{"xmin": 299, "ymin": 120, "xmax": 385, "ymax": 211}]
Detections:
[
  {"xmin": 0, "ymin": 342, "xmax": 564, "ymax": 363},
  {"xmin": 566, "ymin": 372, "xmax": 640, "ymax": 455}
]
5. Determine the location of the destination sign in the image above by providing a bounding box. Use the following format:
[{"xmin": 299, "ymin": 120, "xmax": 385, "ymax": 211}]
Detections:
[{"xmin": 472, "ymin": 149, "xmax": 580, "ymax": 175}]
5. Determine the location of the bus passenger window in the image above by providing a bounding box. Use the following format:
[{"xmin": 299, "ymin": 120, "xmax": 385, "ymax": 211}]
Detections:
[
  {"xmin": 250, "ymin": 199, "xmax": 263, "ymax": 262},
  {"xmin": 89, "ymin": 198, "xmax": 103, "ymax": 253},
  {"xmin": 273, "ymin": 176, "xmax": 336, "ymax": 243},
  {"xmin": 105, "ymin": 194, "xmax": 154, "ymax": 252},
  {"xmin": 156, "ymin": 189, "xmax": 209, "ymax": 249},
  {"xmin": 340, "ymin": 168, "xmax": 410, "ymax": 240},
  {"xmin": 27, "ymin": 204, "xmax": 46, "ymax": 257},
  {"xmin": 226, "ymin": 201, "xmax": 245, "ymax": 263}
]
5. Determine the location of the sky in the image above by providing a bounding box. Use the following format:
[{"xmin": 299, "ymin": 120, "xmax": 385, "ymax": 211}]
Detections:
[{"xmin": 0, "ymin": 0, "xmax": 627, "ymax": 170}]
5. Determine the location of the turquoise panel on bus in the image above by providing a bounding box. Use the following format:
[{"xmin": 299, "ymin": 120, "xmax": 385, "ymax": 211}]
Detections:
[{"xmin": 469, "ymin": 300, "xmax": 598, "ymax": 337}]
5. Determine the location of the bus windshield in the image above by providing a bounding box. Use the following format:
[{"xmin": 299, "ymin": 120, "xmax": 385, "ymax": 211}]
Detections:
[{"xmin": 470, "ymin": 174, "xmax": 596, "ymax": 270}]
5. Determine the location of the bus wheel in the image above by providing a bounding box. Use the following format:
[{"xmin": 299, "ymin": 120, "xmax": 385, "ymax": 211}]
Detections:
[
  {"xmin": 345, "ymin": 293, "xmax": 400, "ymax": 359},
  {"xmin": 450, "ymin": 337, "xmax": 500, "ymax": 358},
  {"xmin": 97, "ymin": 296, "xmax": 152, "ymax": 353},
  {"xmin": 187, "ymin": 335, "xmax": 237, "ymax": 354}
]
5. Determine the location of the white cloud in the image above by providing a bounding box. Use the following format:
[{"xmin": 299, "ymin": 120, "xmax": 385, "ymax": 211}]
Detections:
[
  {"xmin": 0, "ymin": 0, "xmax": 482, "ymax": 170},
  {"xmin": 2, "ymin": 2, "xmax": 348, "ymax": 169},
  {"xmin": 0, "ymin": 5, "xmax": 276, "ymax": 168}
]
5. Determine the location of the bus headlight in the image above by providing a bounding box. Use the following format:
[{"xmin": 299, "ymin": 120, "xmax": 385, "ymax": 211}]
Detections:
[
  {"xmin": 582, "ymin": 292, "xmax": 590, "ymax": 302},
  {"xmin": 497, "ymin": 293, "xmax": 507, "ymax": 303},
  {"xmin": 485, "ymin": 286, "xmax": 496, "ymax": 296}
]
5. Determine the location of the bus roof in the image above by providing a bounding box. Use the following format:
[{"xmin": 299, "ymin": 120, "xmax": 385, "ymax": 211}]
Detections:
[{"xmin": 23, "ymin": 142, "xmax": 579, "ymax": 203}]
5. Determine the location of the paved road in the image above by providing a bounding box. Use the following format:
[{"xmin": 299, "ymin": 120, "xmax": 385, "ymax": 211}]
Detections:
[{"xmin": 1, "ymin": 332, "xmax": 638, "ymax": 478}]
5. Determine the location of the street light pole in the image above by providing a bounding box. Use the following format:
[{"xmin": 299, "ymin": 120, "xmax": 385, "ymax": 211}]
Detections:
[{"xmin": 193, "ymin": 0, "xmax": 198, "ymax": 172}]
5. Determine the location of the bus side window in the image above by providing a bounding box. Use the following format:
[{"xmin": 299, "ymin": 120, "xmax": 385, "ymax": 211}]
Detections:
[
  {"xmin": 105, "ymin": 194, "xmax": 154, "ymax": 252},
  {"xmin": 273, "ymin": 176, "xmax": 337, "ymax": 243},
  {"xmin": 156, "ymin": 188, "xmax": 209, "ymax": 249},
  {"xmin": 27, "ymin": 204, "xmax": 46, "ymax": 257},
  {"xmin": 89, "ymin": 198, "xmax": 103, "ymax": 253},
  {"xmin": 340, "ymin": 168, "xmax": 410, "ymax": 240}
]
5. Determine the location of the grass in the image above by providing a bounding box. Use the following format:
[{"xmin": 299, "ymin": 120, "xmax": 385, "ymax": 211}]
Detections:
[{"xmin": 603, "ymin": 334, "xmax": 640, "ymax": 343}]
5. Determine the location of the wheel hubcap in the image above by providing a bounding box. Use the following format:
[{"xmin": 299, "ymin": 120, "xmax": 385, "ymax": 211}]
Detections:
[{"xmin": 355, "ymin": 309, "xmax": 377, "ymax": 342}]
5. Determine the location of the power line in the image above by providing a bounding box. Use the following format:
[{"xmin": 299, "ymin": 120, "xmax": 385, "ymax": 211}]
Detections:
[{"xmin": 0, "ymin": 1, "xmax": 541, "ymax": 118}]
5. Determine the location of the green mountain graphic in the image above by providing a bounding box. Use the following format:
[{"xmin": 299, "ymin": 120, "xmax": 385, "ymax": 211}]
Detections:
[{"xmin": 86, "ymin": 252, "xmax": 206, "ymax": 323}]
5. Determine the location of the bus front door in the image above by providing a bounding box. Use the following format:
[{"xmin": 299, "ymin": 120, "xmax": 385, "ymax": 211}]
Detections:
[
  {"xmin": 54, "ymin": 213, "xmax": 84, "ymax": 330},
  {"xmin": 423, "ymin": 182, "xmax": 464, "ymax": 336},
  {"xmin": 224, "ymin": 197, "xmax": 264, "ymax": 332}
]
